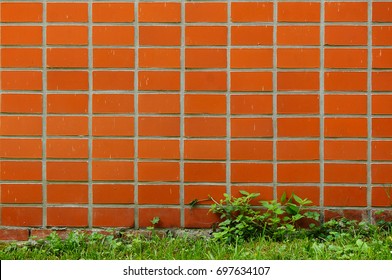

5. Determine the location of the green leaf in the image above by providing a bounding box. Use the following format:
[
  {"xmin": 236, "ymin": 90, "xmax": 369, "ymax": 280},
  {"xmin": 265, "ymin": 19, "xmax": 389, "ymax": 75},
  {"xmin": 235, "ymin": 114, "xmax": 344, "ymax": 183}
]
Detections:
[
  {"xmin": 280, "ymin": 192, "xmax": 287, "ymax": 203},
  {"xmin": 239, "ymin": 190, "xmax": 250, "ymax": 196}
]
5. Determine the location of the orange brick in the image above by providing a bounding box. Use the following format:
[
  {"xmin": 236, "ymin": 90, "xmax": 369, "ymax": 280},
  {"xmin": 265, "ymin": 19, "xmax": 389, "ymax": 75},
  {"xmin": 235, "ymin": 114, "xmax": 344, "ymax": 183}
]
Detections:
[
  {"xmin": 325, "ymin": 140, "xmax": 367, "ymax": 160},
  {"xmin": 93, "ymin": 208, "xmax": 134, "ymax": 227},
  {"xmin": 277, "ymin": 94, "xmax": 319, "ymax": 114},
  {"xmin": 47, "ymin": 139, "xmax": 88, "ymax": 159},
  {"xmin": 139, "ymin": 208, "xmax": 180, "ymax": 228},
  {"xmin": 373, "ymin": 49, "xmax": 392, "ymax": 69},
  {"xmin": 373, "ymin": 2, "xmax": 392, "ymax": 22},
  {"xmin": 372, "ymin": 141, "xmax": 392, "ymax": 161},
  {"xmin": 277, "ymin": 186, "xmax": 320, "ymax": 206},
  {"xmin": 0, "ymin": 161, "xmax": 42, "ymax": 181},
  {"xmin": 0, "ymin": 116, "xmax": 42, "ymax": 136},
  {"xmin": 0, "ymin": 94, "xmax": 42, "ymax": 114},
  {"xmin": 325, "ymin": 72, "xmax": 367, "ymax": 92},
  {"xmin": 138, "ymin": 139, "xmax": 180, "ymax": 160},
  {"xmin": 372, "ymin": 186, "xmax": 392, "ymax": 207},
  {"xmin": 325, "ymin": 26, "xmax": 367, "ymax": 46},
  {"xmin": 184, "ymin": 163, "xmax": 226, "ymax": 183},
  {"xmin": 372, "ymin": 164, "xmax": 392, "ymax": 184},
  {"xmin": 1, "ymin": 71, "xmax": 42, "ymax": 91},
  {"xmin": 93, "ymin": 184, "xmax": 134, "ymax": 204},
  {"xmin": 47, "ymin": 26, "xmax": 88, "ymax": 45},
  {"xmin": 186, "ymin": 2, "xmax": 227, "ymax": 23},
  {"xmin": 325, "ymin": 163, "xmax": 367, "ymax": 184},
  {"xmin": 47, "ymin": 161, "xmax": 88, "ymax": 182},
  {"xmin": 231, "ymin": 140, "xmax": 273, "ymax": 161},
  {"xmin": 93, "ymin": 48, "xmax": 135, "ymax": 68},
  {"xmin": 372, "ymin": 72, "xmax": 392, "ymax": 91},
  {"xmin": 374, "ymin": 95, "xmax": 392, "ymax": 115},
  {"xmin": 231, "ymin": 48, "xmax": 273, "ymax": 68},
  {"xmin": 373, "ymin": 118, "xmax": 392, "ymax": 137},
  {"xmin": 185, "ymin": 71, "xmax": 227, "ymax": 91},
  {"xmin": 2, "ymin": 207, "xmax": 42, "ymax": 227},
  {"xmin": 231, "ymin": 26, "xmax": 273, "ymax": 46},
  {"xmin": 138, "ymin": 162, "xmax": 179, "ymax": 182},
  {"xmin": 324, "ymin": 94, "xmax": 367, "ymax": 115},
  {"xmin": 47, "ymin": 94, "xmax": 88, "ymax": 114},
  {"xmin": 92, "ymin": 161, "xmax": 134, "ymax": 181},
  {"xmin": 139, "ymin": 94, "xmax": 179, "ymax": 114},
  {"xmin": 47, "ymin": 207, "xmax": 88, "ymax": 227},
  {"xmin": 139, "ymin": 2, "xmax": 180, "ymax": 23},
  {"xmin": 93, "ymin": 139, "xmax": 134, "ymax": 159},
  {"xmin": 184, "ymin": 208, "xmax": 220, "ymax": 228},
  {"xmin": 231, "ymin": 163, "xmax": 273, "ymax": 183},
  {"xmin": 186, "ymin": 26, "xmax": 227, "ymax": 46},
  {"xmin": 47, "ymin": 116, "xmax": 88, "ymax": 136},
  {"xmin": 278, "ymin": 48, "xmax": 320, "ymax": 68},
  {"xmin": 185, "ymin": 94, "xmax": 226, "ymax": 114},
  {"xmin": 185, "ymin": 48, "xmax": 226, "ymax": 68},
  {"xmin": 1, "ymin": 184, "xmax": 42, "ymax": 204},
  {"xmin": 138, "ymin": 71, "xmax": 180, "ymax": 91},
  {"xmin": 93, "ymin": 26, "xmax": 134, "ymax": 46},
  {"xmin": 324, "ymin": 118, "xmax": 367, "ymax": 138},
  {"xmin": 231, "ymin": 118, "xmax": 273, "ymax": 138},
  {"xmin": 1, "ymin": 2, "xmax": 42, "ymax": 22},
  {"xmin": 1, "ymin": 26, "xmax": 42, "ymax": 45},
  {"xmin": 47, "ymin": 48, "xmax": 88, "ymax": 68},
  {"xmin": 1, "ymin": 48, "xmax": 42, "ymax": 68},
  {"xmin": 278, "ymin": 163, "xmax": 320, "ymax": 183},
  {"xmin": 278, "ymin": 72, "xmax": 319, "ymax": 91},
  {"xmin": 47, "ymin": 3, "xmax": 88, "ymax": 22},
  {"xmin": 373, "ymin": 26, "xmax": 392, "ymax": 45},
  {"xmin": 184, "ymin": 185, "xmax": 226, "ymax": 205},
  {"xmin": 325, "ymin": 2, "xmax": 368, "ymax": 22},
  {"xmin": 138, "ymin": 117, "xmax": 180, "ymax": 137},
  {"xmin": 277, "ymin": 26, "xmax": 319, "ymax": 45},
  {"xmin": 278, "ymin": 118, "xmax": 320, "ymax": 137},
  {"xmin": 231, "ymin": 94, "xmax": 272, "ymax": 115},
  {"xmin": 231, "ymin": 72, "xmax": 273, "ymax": 92},
  {"xmin": 139, "ymin": 26, "xmax": 180, "ymax": 46},
  {"xmin": 185, "ymin": 117, "xmax": 226, "ymax": 137},
  {"xmin": 324, "ymin": 49, "xmax": 367, "ymax": 69},
  {"xmin": 93, "ymin": 2, "xmax": 134, "ymax": 23},
  {"xmin": 93, "ymin": 71, "xmax": 134, "ymax": 91},
  {"xmin": 93, "ymin": 94, "xmax": 134, "ymax": 114},
  {"xmin": 138, "ymin": 185, "xmax": 179, "ymax": 204},
  {"xmin": 231, "ymin": 2, "xmax": 273, "ymax": 22},
  {"xmin": 277, "ymin": 140, "xmax": 319, "ymax": 161},
  {"xmin": 325, "ymin": 187, "xmax": 367, "ymax": 207},
  {"xmin": 0, "ymin": 139, "xmax": 42, "ymax": 159},
  {"xmin": 93, "ymin": 116, "xmax": 134, "ymax": 137},
  {"xmin": 139, "ymin": 48, "xmax": 180, "ymax": 68},
  {"xmin": 278, "ymin": 2, "xmax": 320, "ymax": 22},
  {"xmin": 47, "ymin": 184, "xmax": 88, "ymax": 204},
  {"xmin": 47, "ymin": 71, "xmax": 88, "ymax": 91},
  {"xmin": 184, "ymin": 140, "xmax": 226, "ymax": 160}
]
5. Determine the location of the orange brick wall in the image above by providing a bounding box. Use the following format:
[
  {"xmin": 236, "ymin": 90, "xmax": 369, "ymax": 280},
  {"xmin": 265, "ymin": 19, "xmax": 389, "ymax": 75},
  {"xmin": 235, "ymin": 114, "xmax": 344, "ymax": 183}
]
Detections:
[{"xmin": 1, "ymin": 0, "xmax": 392, "ymax": 239}]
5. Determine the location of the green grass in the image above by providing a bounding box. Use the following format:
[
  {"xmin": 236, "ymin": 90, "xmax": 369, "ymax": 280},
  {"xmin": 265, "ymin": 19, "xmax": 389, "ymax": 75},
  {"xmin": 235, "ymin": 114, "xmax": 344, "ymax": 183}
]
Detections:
[{"xmin": 1, "ymin": 220, "xmax": 392, "ymax": 260}]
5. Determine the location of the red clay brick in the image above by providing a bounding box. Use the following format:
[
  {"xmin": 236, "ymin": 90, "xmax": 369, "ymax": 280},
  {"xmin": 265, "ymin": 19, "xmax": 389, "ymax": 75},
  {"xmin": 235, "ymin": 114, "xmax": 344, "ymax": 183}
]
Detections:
[
  {"xmin": 47, "ymin": 184, "xmax": 88, "ymax": 204},
  {"xmin": 0, "ymin": 94, "xmax": 42, "ymax": 114},
  {"xmin": 93, "ymin": 161, "xmax": 134, "ymax": 181},
  {"xmin": 184, "ymin": 163, "xmax": 226, "ymax": 183},
  {"xmin": 185, "ymin": 94, "xmax": 226, "ymax": 114},
  {"xmin": 186, "ymin": 26, "xmax": 227, "ymax": 46},
  {"xmin": 93, "ymin": 208, "xmax": 134, "ymax": 227},
  {"xmin": 139, "ymin": 139, "xmax": 180, "ymax": 160},
  {"xmin": 139, "ymin": 2, "xmax": 180, "ymax": 23},
  {"xmin": 139, "ymin": 185, "xmax": 180, "ymax": 205},
  {"xmin": 138, "ymin": 162, "xmax": 179, "ymax": 182},
  {"xmin": 93, "ymin": 2, "xmax": 134, "ymax": 23},
  {"xmin": 93, "ymin": 184, "xmax": 134, "ymax": 204},
  {"xmin": 47, "ymin": 139, "xmax": 88, "ymax": 159},
  {"xmin": 1, "ymin": 184, "xmax": 42, "ymax": 204},
  {"xmin": 231, "ymin": 163, "xmax": 273, "ymax": 183},
  {"xmin": 186, "ymin": 2, "xmax": 227, "ymax": 23}
]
